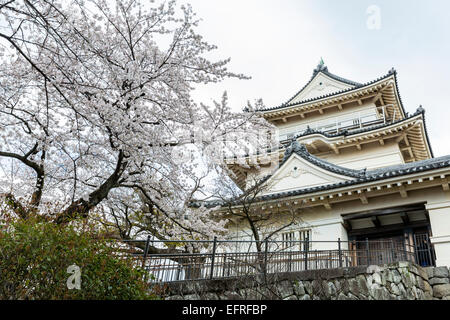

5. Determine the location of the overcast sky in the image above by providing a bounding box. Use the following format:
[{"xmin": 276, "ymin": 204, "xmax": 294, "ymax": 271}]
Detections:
[{"xmin": 185, "ymin": 0, "xmax": 450, "ymax": 157}]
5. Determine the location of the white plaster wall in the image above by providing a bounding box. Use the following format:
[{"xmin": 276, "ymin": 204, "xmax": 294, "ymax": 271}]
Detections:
[
  {"xmin": 245, "ymin": 141, "xmax": 404, "ymax": 190},
  {"xmin": 321, "ymin": 141, "xmax": 404, "ymax": 170},
  {"xmin": 290, "ymin": 73, "xmax": 354, "ymax": 103},
  {"xmin": 226, "ymin": 185, "xmax": 450, "ymax": 266},
  {"xmin": 426, "ymin": 195, "xmax": 450, "ymax": 267},
  {"xmin": 276, "ymin": 101, "xmax": 379, "ymax": 137}
]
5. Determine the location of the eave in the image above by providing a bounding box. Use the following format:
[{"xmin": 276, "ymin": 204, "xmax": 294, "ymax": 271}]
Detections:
[
  {"xmin": 259, "ymin": 71, "xmax": 405, "ymax": 123},
  {"xmin": 213, "ymin": 166, "xmax": 450, "ymax": 216},
  {"xmin": 225, "ymin": 111, "xmax": 432, "ymax": 189}
]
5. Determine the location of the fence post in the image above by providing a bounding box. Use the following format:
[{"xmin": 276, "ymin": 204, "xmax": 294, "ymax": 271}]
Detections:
[
  {"xmin": 366, "ymin": 238, "xmax": 370, "ymax": 266},
  {"xmin": 390, "ymin": 239, "xmax": 395, "ymax": 263},
  {"xmin": 264, "ymin": 239, "xmax": 268, "ymax": 281},
  {"xmin": 210, "ymin": 237, "xmax": 217, "ymax": 280},
  {"xmin": 412, "ymin": 234, "xmax": 419, "ymax": 265},
  {"xmin": 402, "ymin": 234, "xmax": 408, "ymax": 262},
  {"xmin": 338, "ymin": 238, "xmax": 343, "ymax": 268},
  {"xmin": 222, "ymin": 253, "xmax": 227, "ymax": 277},
  {"xmin": 142, "ymin": 235, "xmax": 151, "ymax": 282},
  {"xmin": 304, "ymin": 236, "xmax": 309, "ymax": 270}
]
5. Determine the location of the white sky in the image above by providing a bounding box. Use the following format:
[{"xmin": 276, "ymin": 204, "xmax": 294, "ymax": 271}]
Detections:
[{"xmin": 186, "ymin": 0, "xmax": 450, "ymax": 157}]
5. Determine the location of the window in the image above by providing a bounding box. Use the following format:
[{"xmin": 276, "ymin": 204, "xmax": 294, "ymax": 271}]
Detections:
[
  {"xmin": 299, "ymin": 229, "xmax": 312, "ymax": 251},
  {"xmin": 281, "ymin": 229, "xmax": 312, "ymax": 251},
  {"xmin": 281, "ymin": 231, "xmax": 296, "ymax": 250}
]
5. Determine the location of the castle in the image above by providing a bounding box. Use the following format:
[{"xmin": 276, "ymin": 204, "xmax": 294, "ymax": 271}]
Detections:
[{"xmin": 207, "ymin": 61, "xmax": 450, "ymax": 268}]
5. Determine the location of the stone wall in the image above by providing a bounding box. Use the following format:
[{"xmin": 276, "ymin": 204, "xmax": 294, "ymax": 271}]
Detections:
[
  {"xmin": 158, "ymin": 262, "xmax": 450, "ymax": 300},
  {"xmin": 425, "ymin": 266, "xmax": 450, "ymax": 299}
]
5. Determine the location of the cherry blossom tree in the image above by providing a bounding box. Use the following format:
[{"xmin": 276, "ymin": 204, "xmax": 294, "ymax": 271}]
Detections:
[{"xmin": 0, "ymin": 0, "xmax": 273, "ymax": 246}]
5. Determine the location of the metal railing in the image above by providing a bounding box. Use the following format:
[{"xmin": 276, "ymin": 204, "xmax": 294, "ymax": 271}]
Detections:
[
  {"xmin": 279, "ymin": 105, "xmax": 393, "ymax": 142},
  {"xmin": 125, "ymin": 237, "xmax": 434, "ymax": 283}
]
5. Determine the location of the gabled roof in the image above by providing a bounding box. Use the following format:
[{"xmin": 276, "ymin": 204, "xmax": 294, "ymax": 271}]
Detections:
[
  {"xmin": 280, "ymin": 140, "xmax": 366, "ymax": 179},
  {"xmin": 194, "ymin": 140, "xmax": 450, "ymax": 208},
  {"xmin": 257, "ymin": 65, "xmax": 403, "ymax": 116},
  {"xmin": 283, "ymin": 62, "xmax": 362, "ymax": 105}
]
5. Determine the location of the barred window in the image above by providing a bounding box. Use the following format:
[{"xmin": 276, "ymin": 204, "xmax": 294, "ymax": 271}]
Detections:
[
  {"xmin": 281, "ymin": 231, "xmax": 296, "ymax": 250},
  {"xmin": 299, "ymin": 229, "xmax": 312, "ymax": 251}
]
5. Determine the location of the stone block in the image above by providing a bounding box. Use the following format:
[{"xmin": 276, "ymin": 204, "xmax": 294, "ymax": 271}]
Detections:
[
  {"xmin": 303, "ymin": 281, "xmax": 313, "ymax": 295},
  {"xmin": 370, "ymin": 287, "xmax": 391, "ymax": 300},
  {"xmin": 327, "ymin": 282, "xmax": 337, "ymax": 297},
  {"xmin": 347, "ymin": 293, "xmax": 359, "ymax": 300},
  {"xmin": 417, "ymin": 267, "xmax": 429, "ymax": 280},
  {"xmin": 293, "ymin": 282, "xmax": 306, "ymax": 296},
  {"xmin": 416, "ymin": 289, "xmax": 425, "ymax": 300},
  {"xmin": 184, "ymin": 294, "xmax": 201, "ymax": 300},
  {"xmin": 390, "ymin": 283, "xmax": 400, "ymax": 296},
  {"xmin": 406, "ymin": 288, "xmax": 415, "ymax": 300},
  {"xmin": 202, "ymin": 293, "xmax": 219, "ymax": 300},
  {"xmin": 367, "ymin": 265, "xmax": 384, "ymax": 274},
  {"xmin": 276, "ymin": 280, "xmax": 294, "ymax": 299},
  {"xmin": 416, "ymin": 276, "xmax": 426, "ymax": 291},
  {"xmin": 398, "ymin": 261, "xmax": 410, "ymax": 268},
  {"xmin": 397, "ymin": 283, "xmax": 407, "ymax": 298},
  {"xmin": 333, "ymin": 279, "xmax": 342, "ymax": 293},
  {"xmin": 401, "ymin": 271, "xmax": 416, "ymax": 288},
  {"xmin": 221, "ymin": 291, "xmax": 243, "ymax": 300},
  {"xmin": 337, "ymin": 292, "xmax": 349, "ymax": 300},
  {"xmin": 429, "ymin": 277, "xmax": 449, "ymax": 285},
  {"xmin": 424, "ymin": 292, "xmax": 433, "ymax": 300},
  {"xmin": 433, "ymin": 284, "xmax": 450, "ymax": 298},
  {"xmin": 433, "ymin": 267, "xmax": 449, "ymax": 278},
  {"xmin": 340, "ymin": 279, "xmax": 350, "ymax": 295},
  {"xmin": 299, "ymin": 294, "xmax": 311, "ymax": 300},
  {"xmin": 372, "ymin": 273, "xmax": 382, "ymax": 285},
  {"xmin": 408, "ymin": 265, "xmax": 419, "ymax": 277},
  {"xmin": 424, "ymin": 267, "xmax": 434, "ymax": 279},
  {"xmin": 423, "ymin": 280, "xmax": 433, "ymax": 294},
  {"xmin": 392, "ymin": 270, "xmax": 402, "ymax": 284},
  {"xmin": 165, "ymin": 295, "xmax": 183, "ymax": 300}
]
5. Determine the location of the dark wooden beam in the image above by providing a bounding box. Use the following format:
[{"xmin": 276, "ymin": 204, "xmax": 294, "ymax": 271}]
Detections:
[
  {"xmin": 343, "ymin": 220, "xmax": 352, "ymax": 232},
  {"xmin": 348, "ymin": 221, "xmax": 429, "ymax": 237},
  {"xmin": 342, "ymin": 204, "xmax": 426, "ymax": 221},
  {"xmin": 400, "ymin": 212, "xmax": 410, "ymax": 225},
  {"xmin": 371, "ymin": 216, "xmax": 381, "ymax": 228}
]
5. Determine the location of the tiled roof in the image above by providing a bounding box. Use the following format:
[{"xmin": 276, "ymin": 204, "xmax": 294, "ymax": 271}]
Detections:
[
  {"xmin": 194, "ymin": 138, "xmax": 450, "ymax": 208},
  {"xmin": 281, "ymin": 106, "xmax": 425, "ymax": 143},
  {"xmin": 257, "ymin": 66, "xmax": 402, "ymax": 114},
  {"xmin": 281, "ymin": 140, "xmax": 366, "ymax": 179},
  {"xmin": 234, "ymin": 107, "xmax": 427, "ymax": 156},
  {"xmin": 280, "ymin": 63, "xmax": 362, "ymax": 107}
]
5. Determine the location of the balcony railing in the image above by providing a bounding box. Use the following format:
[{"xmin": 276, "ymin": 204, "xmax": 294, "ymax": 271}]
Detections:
[
  {"xmin": 125, "ymin": 237, "xmax": 435, "ymax": 283},
  {"xmin": 279, "ymin": 106, "xmax": 393, "ymax": 142}
]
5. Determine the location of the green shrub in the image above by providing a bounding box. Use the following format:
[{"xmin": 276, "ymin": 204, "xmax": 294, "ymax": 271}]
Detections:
[{"xmin": 0, "ymin": 217, "xmax": 156, "ymax": 300}]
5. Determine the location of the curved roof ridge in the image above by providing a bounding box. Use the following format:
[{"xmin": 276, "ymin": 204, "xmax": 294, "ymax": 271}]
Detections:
[
  {"xmin": 281, "ymin": 63, "xmax": 362, "ymax": 107},
  {"xmin": 259, "ymin": 67, "xmax": 396, "ymax": 113},
  {"xmin": 193, "ymin": 153, "xmax": 450, "ymax": 208},
  {"xmin": 282, "ymin": 140, "xmax": 366, "ymax": 178},
  {"xmin": 321, "ymin": 68, "xmax": 362, "ymax": 87},
  {"xmin": 366, "ymin": 154, "xmax": 450, "ymax": 178},
  {"xmin": 288, "ymin": 106, "xmax": 424, "ymax": 141}
]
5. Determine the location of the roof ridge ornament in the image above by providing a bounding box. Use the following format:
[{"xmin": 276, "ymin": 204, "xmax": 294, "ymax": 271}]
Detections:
[
  {"xmin": 416, "ymin": 105, "xmax": 425, "ymax": 114},
  {"xmin": 388, "ymin": 67, "xmax": 396, "ymax": 74},
  {"xmin": 282, "ymin": 139, "xmax": 308, "ymax": 162},
  {"xmin": 313, "ymin": 58, "xmax": 328, "ymax": 75},
  {"xmin": 304, "ymin": 125, "xmax": 316, "ymax": 135}
]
